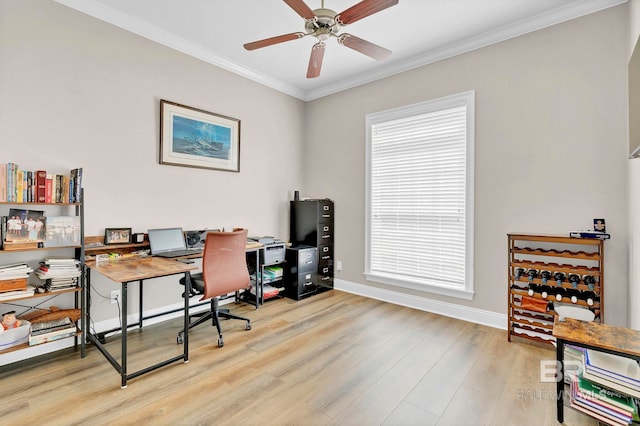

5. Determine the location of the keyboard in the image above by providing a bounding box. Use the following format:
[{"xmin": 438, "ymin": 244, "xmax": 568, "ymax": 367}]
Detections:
[{"xmin": 155, "ymin": 248, "xmax": 202, "ymax": 258}]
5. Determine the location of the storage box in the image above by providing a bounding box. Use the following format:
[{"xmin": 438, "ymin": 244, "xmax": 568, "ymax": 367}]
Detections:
[
  {"xmin": 0, "ymin": 320, "xmax": 31, "ymax": 350},
  {"xmin": 0, "ymin": 277, "xmax": 28, "ymax": 293}
]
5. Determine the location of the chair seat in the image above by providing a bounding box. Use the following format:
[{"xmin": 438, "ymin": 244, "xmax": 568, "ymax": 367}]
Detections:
[{"xmin": 180, "ymin": 273, "xmax": 204, "ymax": 294}]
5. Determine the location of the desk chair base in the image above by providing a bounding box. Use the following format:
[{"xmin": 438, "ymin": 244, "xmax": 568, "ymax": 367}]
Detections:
[{"xmin": 177, "ymin": 298, "xmax": 251, "ymax": 347}]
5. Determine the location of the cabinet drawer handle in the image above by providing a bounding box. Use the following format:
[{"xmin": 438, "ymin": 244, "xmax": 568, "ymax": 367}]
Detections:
[
  {"xmin": 321, "ymin": 276, "xmax": 331, "ymax": 281},
  {"xmin": 322, "ymin": 235, "xmax": 330, "ymax": 239},
  {"xmin": 321, "ymin": 256, "xmax": 330, "ymax": 260}
]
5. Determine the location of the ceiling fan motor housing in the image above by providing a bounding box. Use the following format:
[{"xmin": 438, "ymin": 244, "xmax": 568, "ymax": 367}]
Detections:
[{"xmin": 306, "ymin": 8, "xmax": 341, "ymax": 40}]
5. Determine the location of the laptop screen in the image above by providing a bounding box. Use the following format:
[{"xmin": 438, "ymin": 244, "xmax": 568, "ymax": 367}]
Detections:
[{"xmin": 147, "ymin": 227, "xmax": 186, "ymax": 254}]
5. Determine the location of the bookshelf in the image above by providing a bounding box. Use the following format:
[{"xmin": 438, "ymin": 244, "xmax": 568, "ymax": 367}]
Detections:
[
  {"xmin": 0, "ymin": 180, "xmax": 85, "ymax": 363},
  {"xmin": 507, "ymin": 233, "xmax": 604, "ymax": 345}
]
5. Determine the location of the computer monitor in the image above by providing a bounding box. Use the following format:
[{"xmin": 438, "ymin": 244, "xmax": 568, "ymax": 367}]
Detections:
[{"xmin": 147, "ymin": 227, "xmax": 186, "ymax": 255}]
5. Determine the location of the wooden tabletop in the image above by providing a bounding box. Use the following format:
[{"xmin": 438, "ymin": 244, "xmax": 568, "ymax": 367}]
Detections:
[
  {"xmin": 553, "ymin": 317, "xmax": 640, "ymax": 358},
  {"xmin": 86, "ymin": 256, "xmax": 197, "ymax": 283}
]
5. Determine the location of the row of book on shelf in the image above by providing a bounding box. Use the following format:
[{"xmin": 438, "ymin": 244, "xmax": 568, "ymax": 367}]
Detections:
[
  {"xmin": 0, "ymin": 164, "xmax": 82, "ymax": 204},
  {"xmin": 565, "ymin": 344, "xmax": 640, "ymax": 425},
  {"xmin": 0, "ymin": 258, "xmax": 81, "ymax": 349}
]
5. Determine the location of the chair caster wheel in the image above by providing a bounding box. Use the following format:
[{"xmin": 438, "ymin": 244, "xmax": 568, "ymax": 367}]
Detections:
[
  {"xmin": 246, "ymin": 322, "xmax": 252, "ymax": 331},
  {"xmin": 218, "ymin": 338, "xmax": 224, "ymax": 347},
  {"xmin": 177, "ymin": 332, "xmax": 184, "ymax": 344}
]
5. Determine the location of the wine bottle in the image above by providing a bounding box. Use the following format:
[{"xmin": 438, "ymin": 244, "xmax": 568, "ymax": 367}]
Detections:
[
  {"xmin": 528, "ymin": 283, "xmax": 540, "ymax": 296},
  {"xmin": 554, "ymin": 272, "xmax": 566, "ymax": 286},
  {"xmin": 568, "ymin": 274, "xmax": 580, "ymax": 288},
  {"xmin": 566, "ymin": 288, "xmax": 581, "ymax": 303},
  {"xmin": 583, "ymin": 275, "xmax": 596, "ymax": 291},
  {"xmin": 527, "ymin": 268, "xmax": 538, "ymax": 282},
  {"xmin": 554, "ymin": 286, "xmax": 567, "ymax": 301},
  {"xmin": 540, "ymin": 270, "xmax": 552, "ymax": 285},
  {"xmin": 539, "ymin": 284, "xmax": 552, "ymax": 299},
  {"xmin": 580, "ymin": 290, "xmax": 599, "ymax": 307},
  {"xmin": 514, "ymin": 267, "xmax": 526, "ymax": 280}
]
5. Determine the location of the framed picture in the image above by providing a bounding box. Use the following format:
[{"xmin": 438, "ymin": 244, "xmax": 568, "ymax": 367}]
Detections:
[
  {"xmin": 6, "ymin": 209, "xmax": 46, "ymax": 242},
  {"xmin": 160, "ymin": 99, "xmax": 241, "ymax": 172},
  {"xmin": 43, "ymin": 216, "xmax": 81, "ymax": 248},
  {"xmin": 104, "ymin": 228, "xmax": 132, "ymax": 245}
]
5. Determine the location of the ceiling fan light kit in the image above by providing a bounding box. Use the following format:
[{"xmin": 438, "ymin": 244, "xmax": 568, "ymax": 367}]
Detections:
[{"xmin": 243, "ymin": 0, "xmax": 399, "ymax": 78}]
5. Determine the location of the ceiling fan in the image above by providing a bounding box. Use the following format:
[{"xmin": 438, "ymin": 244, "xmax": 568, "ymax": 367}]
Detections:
[{"xmin": 243, "ymin": 0, "xmax": 399, "ymax": 78}]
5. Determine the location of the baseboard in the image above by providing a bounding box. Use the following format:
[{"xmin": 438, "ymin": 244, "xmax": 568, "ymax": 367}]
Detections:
[{"xmin": 334, "ymin": 278, "xmax": 507, "ymax": 330}]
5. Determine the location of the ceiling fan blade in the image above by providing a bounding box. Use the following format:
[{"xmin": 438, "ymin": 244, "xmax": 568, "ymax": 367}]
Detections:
[
  {"xmin": 336, "ymin": 0, "xmax": 398, "ymax": 25},
  {"xmin": 283, "ymin": 0, "xmax": 316, "ymax": 20},
  {"xmin": 338, "ymin": 34, "xmax": 391, "ymax": 61},
  {"xmin": 244, "ymin": 32, "xmax": 305, "ymax": 51},
  {"xmin": 306, "ymin": 42, "xmax": 326, "ymax": 78}
]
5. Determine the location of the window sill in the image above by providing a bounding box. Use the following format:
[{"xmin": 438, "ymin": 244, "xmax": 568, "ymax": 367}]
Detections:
[{"xmin": 364, "ymin": 272, "xmax": 474, "ymax": 301}]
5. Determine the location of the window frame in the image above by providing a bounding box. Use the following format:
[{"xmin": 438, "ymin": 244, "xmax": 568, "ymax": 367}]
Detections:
[{"xmin": 364, "ymin": 90, "xmax": 475, "ymax": 300}]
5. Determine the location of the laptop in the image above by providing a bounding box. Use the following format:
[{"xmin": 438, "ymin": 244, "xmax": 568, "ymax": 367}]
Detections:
[{"xmin": 147, "ymin": 227, "xmax": 203, "ymax": 258}]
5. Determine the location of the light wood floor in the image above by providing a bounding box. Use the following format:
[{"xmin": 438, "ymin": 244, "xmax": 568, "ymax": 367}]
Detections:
[{"xmin": 0, "ymin": 290, "xmax": 597, "ymax": 426}]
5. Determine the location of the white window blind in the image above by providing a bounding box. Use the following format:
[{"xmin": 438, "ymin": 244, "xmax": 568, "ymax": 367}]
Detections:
[{"xmin": 365, "ymin": 91, "xmax": 474, "ymax": 299}]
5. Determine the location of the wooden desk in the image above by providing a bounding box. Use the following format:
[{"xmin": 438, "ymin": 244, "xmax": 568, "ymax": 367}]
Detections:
[
  {"xmin": 552, "ymin": 317, "xmax": 640, "ymax": 423},
  {"xmin": 85, "ymin": 256, "xmax": 197, "ymax": 388}
]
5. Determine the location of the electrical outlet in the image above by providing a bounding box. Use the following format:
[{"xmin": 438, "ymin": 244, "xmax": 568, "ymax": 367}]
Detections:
[
  {"xmin": 336, "ymin": 260, "xmax": 342, "ymax": 271},
  {"xmin": 110, "ymin": 289, "xmax": 120, "ymax": 304}
]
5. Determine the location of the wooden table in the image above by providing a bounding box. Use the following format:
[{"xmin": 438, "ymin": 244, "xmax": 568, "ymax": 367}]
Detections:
[
  {"xmin": 552, "ymin": 317, "xmax": 640, "ymax": 423},
  {"xmin": 85, "ymin": 256, "xmax": 197, "ymax": 388}
]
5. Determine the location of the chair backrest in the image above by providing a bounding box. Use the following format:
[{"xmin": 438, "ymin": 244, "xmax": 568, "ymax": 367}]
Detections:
[{"xmin": 200, "ymin": 228, "xmax": 250, "ymax": 301}]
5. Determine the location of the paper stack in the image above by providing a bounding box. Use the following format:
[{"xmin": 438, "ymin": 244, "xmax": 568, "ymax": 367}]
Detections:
[
  {"xmin": 0, "ymin": 263, "xmax": 33, "ymax": 293},
  {"xmin": 34, "ymin": 258, "xmax": 81, "ymax": 291}
]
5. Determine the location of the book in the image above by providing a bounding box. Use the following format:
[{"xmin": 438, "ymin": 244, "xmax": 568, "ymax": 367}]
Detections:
[
  {"xmin": 28, "ymin": 326, "xmax": 77, "ymax": 346},
  {"xmin": 45, "ymin": 173, "xmax": 53, "ymax": 203},
  {"xmin": 570, "ymin": 376, "xmax": 632, "ymax": 425},
  {"xmin": 570, "ymin": 231, "xmax": 611, "ymax": 240},
  {"xmin": 585, "ymin": 349, "xmax": 640, "ymax": 388},
  {"xmin": 36, "ymin": 170, "xmax": 46, "ymax": 203},
  {"xmin": 575, "ymin": 374, "xmax": 637, "ymax": 414},
  {"xmin": 0, "ymin": 163, "xmax": 6, "ymax": 202},
  {"xmin": 0, "ymin": 285, "xmax": 35, "ymax": 301},
  {"xmin": 0, "ymin": 277, "xmax": 28, "ymax": 292},
  {"xmin": 16, "ymin": 169, "xmax": 23, "ymax": 203}
]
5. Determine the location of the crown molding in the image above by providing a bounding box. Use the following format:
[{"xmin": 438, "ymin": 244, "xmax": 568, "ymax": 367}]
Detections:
[{"xmin": 55, "ymin": 0, "xmax": 627, "ymax": 102}]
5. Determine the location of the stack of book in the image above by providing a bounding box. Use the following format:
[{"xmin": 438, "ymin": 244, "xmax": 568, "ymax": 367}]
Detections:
[
  {"xmin": 568, "ymin": 348, "xmax": 640, "ymax": 425},
  {"xmin": 28, "ymin": 317, "xmax": 77, "ymax": 346},
  {"xmin": 0, "ymin": 262, "xmax": 33, "ymax": 293},
  {"xmin": 34, "ymin": 258, "xmax": 81, "ymax": 291}
]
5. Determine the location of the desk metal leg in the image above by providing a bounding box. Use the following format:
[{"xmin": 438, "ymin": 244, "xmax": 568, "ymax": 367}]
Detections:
[
  {"xmin": 138, "ymin": 280, "xmax": 144, "ymax": 328},
  {"xmin": 556, "ymin": 339, "xmax": 564, "ymax": 423},
  {"xmin": 121, "ymin": 281, "xmax": 128, "ymax": 389},
  {"xmin": 183, "ymin": 271, "xmax": 190, "ymax": 363}
]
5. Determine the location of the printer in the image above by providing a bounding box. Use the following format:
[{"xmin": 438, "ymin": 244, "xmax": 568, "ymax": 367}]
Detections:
[{"xmin": 249, "ymin": 236, "xmax": 286, "ymax": 265}]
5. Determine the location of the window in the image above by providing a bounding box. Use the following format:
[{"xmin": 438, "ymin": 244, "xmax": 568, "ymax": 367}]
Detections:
[{"xmin": 365, "ymin": 91, "xmax": 475, "ymax": 300}]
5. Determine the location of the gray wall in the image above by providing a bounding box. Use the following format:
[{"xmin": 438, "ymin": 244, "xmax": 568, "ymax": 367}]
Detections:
[
  {"xmin": 305, "ymin": 5, "xmax": 630, "ymax": 326},
  {"xmin": 0, "ymin": 0, "xmax": 305, "ymax": 324}
]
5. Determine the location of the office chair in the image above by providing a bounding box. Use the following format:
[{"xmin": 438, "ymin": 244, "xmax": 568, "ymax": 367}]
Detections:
[{"xmin": 177, "ymin": 228, "xmax": 252, "ymax": 347}]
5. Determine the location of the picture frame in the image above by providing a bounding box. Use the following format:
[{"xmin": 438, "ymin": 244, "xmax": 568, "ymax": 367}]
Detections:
[
  {"xmin": 104, "ymin": 228, "xmax": 132, "ymax": 245},
  {"xmin": 160, "ymin": 99, "xmax": 241, "ymax": 172},
  {"xmin": 5, "ymin": 209, "xmax": 46, "ymax": 242}
]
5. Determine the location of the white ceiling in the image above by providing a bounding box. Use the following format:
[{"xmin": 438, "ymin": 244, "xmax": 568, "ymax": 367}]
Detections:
[{"xmin": 54, "ymin": 0, "xmax": 626, "ymax": 101}]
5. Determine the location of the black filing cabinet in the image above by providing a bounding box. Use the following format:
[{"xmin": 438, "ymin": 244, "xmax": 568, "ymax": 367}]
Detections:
[
  {"xmin": 289, "ymin": 199, "xmax": 334, "ymax": 294},
  {"xmin": 284, "ymin": 246, "xmax": 318, "ymax": 300}
]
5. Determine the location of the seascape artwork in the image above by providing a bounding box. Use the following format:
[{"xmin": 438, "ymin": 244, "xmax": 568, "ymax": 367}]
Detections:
[{"xmin": 172, "ymin": 115, "xmax": 231, "ymax": 160}]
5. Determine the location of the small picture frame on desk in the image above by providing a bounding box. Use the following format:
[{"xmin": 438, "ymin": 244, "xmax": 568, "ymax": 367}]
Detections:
[{"xmin": 104, "ymin": 228, "xmax": 132, "ymax": 245}]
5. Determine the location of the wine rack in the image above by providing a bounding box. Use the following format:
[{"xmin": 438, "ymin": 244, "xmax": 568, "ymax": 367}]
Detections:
[{"xmin": 507, "ymin": 233, "xmax": 604, "ymax": 345}]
